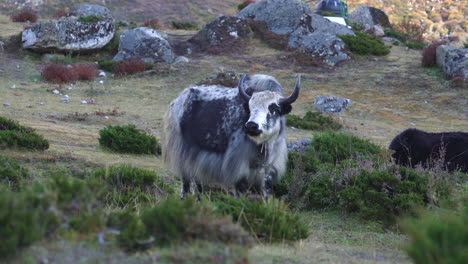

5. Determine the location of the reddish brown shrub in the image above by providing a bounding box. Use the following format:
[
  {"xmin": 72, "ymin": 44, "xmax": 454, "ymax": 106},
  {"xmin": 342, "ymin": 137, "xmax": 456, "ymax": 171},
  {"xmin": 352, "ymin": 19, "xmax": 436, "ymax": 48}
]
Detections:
[
  {"xmin": 114, "ymin": 57, "xmax": 147, "ymax": 76},
  {"xmin": 11, "ymin": 9, "xmax": 38, "ymax": 23},
  {"xmin": 141, "ymin": 19, "xmax": 159, "ymax": 29},
  {"xmin": 41, "ymin": 64, "xmax": 78, "ymax": 84},
  {"xmin": 52, "ymin": 9, "xmax": 69, "ymax": 19},
  {"xmin": 422, "ymin": 41, "xmax": 447, "ymax": 67},
  {"xmin": 72, "ymin": 64, "xmax": 97, "ymax": 81}
]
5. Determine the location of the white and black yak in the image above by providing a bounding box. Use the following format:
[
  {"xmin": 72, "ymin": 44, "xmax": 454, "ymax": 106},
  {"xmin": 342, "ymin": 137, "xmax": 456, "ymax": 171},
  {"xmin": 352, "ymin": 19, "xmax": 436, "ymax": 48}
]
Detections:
[
  {"xmin": 389, "ymin": 128, "xmax": 468, "ymax": 172},
  {"xmin": 162, "ymin": 74, "xmax": 300, "ymax": 198}
]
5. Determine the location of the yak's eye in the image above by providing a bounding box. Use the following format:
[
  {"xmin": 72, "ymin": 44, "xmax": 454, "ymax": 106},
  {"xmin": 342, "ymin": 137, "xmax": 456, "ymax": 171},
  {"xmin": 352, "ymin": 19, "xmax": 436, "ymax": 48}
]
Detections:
[{"xmin": 268, "ymin": 104, "xmax": 280, "ymax": 115}]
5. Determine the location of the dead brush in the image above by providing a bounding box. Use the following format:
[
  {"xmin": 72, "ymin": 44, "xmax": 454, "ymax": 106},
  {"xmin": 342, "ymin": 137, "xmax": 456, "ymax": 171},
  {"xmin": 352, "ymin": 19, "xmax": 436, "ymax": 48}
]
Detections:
[
  {"xmin": 41, "ymin": 64, "xmax": 78, "ymax": 84},
  {"xmin": 52, "ymin": 9, "xmax": 68, "ymax": 19},
  {"xmin": 114, "ymin": 57, "xmax": 147, "ymax": 76},
  {"xmin": 394, "ymin": 16, "xmax": 428, "ymax": 42},
  {"xmin": 71, "ymin": 64, "xmax": 97, "ymax": 81},
  {"xmin": 11, "ymin": 9, "xmax": 38, "ymax": 23},
  {"xmin": 141, "ymin": 19, "xmax": 159, "ymax": 29}
]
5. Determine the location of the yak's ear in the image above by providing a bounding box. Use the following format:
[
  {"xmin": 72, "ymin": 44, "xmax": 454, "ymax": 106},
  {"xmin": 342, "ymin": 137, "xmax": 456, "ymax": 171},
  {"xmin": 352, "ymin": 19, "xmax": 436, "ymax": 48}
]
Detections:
[{"xmin": 280, "ymin": 104, "xmax": 292, "ymax": 115}]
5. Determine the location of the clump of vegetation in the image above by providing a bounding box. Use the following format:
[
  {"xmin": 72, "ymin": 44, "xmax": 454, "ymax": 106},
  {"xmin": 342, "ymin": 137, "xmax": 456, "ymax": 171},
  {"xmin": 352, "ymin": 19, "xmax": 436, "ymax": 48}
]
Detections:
[
  {"xmin": 71, "ymin": 64, "xmax": 97, "ymax": 81},
  {"xmin": 141, "ymin": 18, "xmax": 159, "ymax": 29},
  {"xmin": 10, "ymin": 9, "xmax": 38, "ymax": 23},
  {"xmin": 0, "ymin": 116, "xmax": 49, "ymax": 150},
  {"xmin": 384, "ymin": 28, "xmax": 408, "ymax": 43},
  {"xmin": 171, "ymin": 21, "xmax": 197, "ymax": 30},
  {"xmin": 97, "ymin": 59, "xmax": 116, "ymax": 72},
  {"xmin": 41, "ymin": 64, "xmax": 78, "ymax": 84},
  {"xmin": 52, "ymin": 9, "xmax": 68, "ymax": 19},
  {"xmin": 394, "ymin": 16, "xmax": 427, "ymax": 43},
  {"xmin": 98, "ymin": 124, "xmax": 161, "ymax": 155},
  {"xmin": 114, "ymin": 57, "xmax": 147, "ymax": 76},
  {"xmin": 422, "ymin": 41, "xmax": 447, "ymax": 67},
  {"xmin": 286, "ymin": 111, "xmax": 342, "ymax": 131},
  {"xmin": 338, "ymin": 31, "xmax": 390, "ymax": 55},
  {"xmin": 102, "ymin": 32, "xmax": 120, "ymax": 54},
  {"xmin": 406, "ymin": 41, "xmax": 425, "ymax": 50},
  {"xmin": 77, "ymin": 15, "xmax": 103, "ymax": 23},
  {"xmin": 113, "ymin": 198, "xmax": 252, "ymax": 252},
  {"xmin": 0, "ymin": 186, "xmax": 55, "ymax": 258},
  {"xmin": 237, "ymin": 0, "xmax": 255, "ymax": 11},
  {"xmin": 212, "ymin": 195, "xmax": 308, "ymax": 242},
  {"xmin": 91, "ymin": 165, "xmax": 174, "ymax": 208},
  {"xmin": 0, "ymin": 156, "xmax": 29, "ymax": 191},
  {"xmin": 403, "ymin": 207, "xmax": 468, "ymax": 264}
]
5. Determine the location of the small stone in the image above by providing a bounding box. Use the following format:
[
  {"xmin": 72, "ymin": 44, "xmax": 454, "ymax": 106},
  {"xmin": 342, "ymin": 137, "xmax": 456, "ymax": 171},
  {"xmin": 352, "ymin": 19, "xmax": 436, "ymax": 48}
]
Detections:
[
  {"xmin": 98, "ymin": 71, "xmax": 106, "ymax": 77},
  {"xmin": 99, "ymin": 80, "xmax": 104, "ymax": 84},
  {"xmin": 38, "ymin": 102, "xmax": 44, "ymax": 105},
  {"xmin": 104, "ymin": 116, "xmax": 109, "ymax": 119},
  {"xmin": 52, "ymin": 89, "xmax": 60, "ymax": 94},
  {"xmin": 81, "ymin": 100, "xmax": 88, "ymax": 104},
  {"xmin": 3, "ymin": 103, "xmax": 11, "ymax": 107},
  {"xmin": 60, "ymin": 97, "xmax": 69, "ymax": 103},
  {"xmin": 11, "ymin": 84, "xmax": 16, "ymax": 89}
]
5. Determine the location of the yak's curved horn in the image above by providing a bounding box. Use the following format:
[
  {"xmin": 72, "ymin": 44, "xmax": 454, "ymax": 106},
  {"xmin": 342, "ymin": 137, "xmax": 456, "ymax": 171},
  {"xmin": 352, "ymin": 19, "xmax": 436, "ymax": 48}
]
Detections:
[
  {"xmin": 279, "ymin": 74, "xmax": 301, "ymax": 105},
  {"xmin": 237, "ymin": 74, "xmax": 251, "ymax": 102}
]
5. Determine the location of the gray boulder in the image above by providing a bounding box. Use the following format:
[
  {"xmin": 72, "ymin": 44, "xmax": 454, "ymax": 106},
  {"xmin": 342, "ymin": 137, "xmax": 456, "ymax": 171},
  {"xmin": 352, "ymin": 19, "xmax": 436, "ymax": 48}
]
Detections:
[
  {"xmin": 436, "ymin": 45, "xmax": 468, "ymax": 80},
  {"xmin": 314, "ymin": 96, "xmax": 352, "ymax": 113},
  {"xmin": 22, "ymin": 20, "xmax": 115, "ymax": 52},
  {"xmin": 349, "ymin": 6, "xmax": 392, "ymax": 30},
  {"xmin": 73, "ymin": 4, "xmax": 113, "ymax": 20},
  {"xmin": 237, "ymin": 0, "xmax": 353, "ymax": 66},
  {"xmin": 113, "ymin": 27, "xmax": 174, "ymax": 63}
]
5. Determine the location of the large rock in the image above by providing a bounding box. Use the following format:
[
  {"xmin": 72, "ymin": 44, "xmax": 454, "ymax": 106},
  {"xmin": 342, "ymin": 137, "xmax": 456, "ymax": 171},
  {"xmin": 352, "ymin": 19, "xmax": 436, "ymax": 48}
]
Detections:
[
  {"xmin": 314, "ymin": 96, "xmax": 352, "ymax": 113},
  {"xmin": 188, "ymin": 16, "xmax": 251, "ymax": 53},
  {"xmin": 349, "ymin": 6, "xmax": 392, "ymax": 30},
  {"xmin": 237, "ymin": 0, "xmax": 353, "ymax": 66},
  {"xmin": 436, "ymin": 45, "xmax": 468, "ymax": 80},
  {"xmin": 22, "ymin": 20, "xmax": 115, "ymax": 52},
  {"xmin": 72, "ymin": 4, "xmax": 113, "ymax": 20},
  {"xmin": 113, "ymin": 27, "xmax": 173, "ymax": 63}
]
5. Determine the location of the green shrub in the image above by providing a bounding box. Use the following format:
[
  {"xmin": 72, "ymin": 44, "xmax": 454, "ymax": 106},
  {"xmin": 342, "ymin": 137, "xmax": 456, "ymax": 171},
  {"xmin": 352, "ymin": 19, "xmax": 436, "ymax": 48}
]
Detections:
[
  {"xmin": 0, "ymin": 186, "xmax": 54, "ymax": 258},
  {"xmin": 102, "ymin": 32, "xmax": 120, "ymax": 54},
  {"xmin": 403, "ymin": 207, "xmax": 468, "ymax": 264},
  {"xmin": 384, "ymin": 28, "xmax": 408, "ymax": 43},
  {"xmin": 286, "ymin": 111, "xmax": 342, "ymax": 131},
  {"xmin": 91, "ymin": 165, "xmax": 174, "ymax": 208},
  {"xmin": 392, "ymin": 40, "xmax": 400, "ymax": 46},
  {"xmin": 97, "ymin": 59, "xmax": 116, "ymax": 72},
  {"xmin": 0, "ymin": 156, "xmax": 29, "ymax": 190},
  {"xmin": 98, "ymin": 125, "xmax": 161, "ymax": 155},
  {"xmin": 171, "ymin": 21, "xmax": 197, "ymax": 30},
  {"xmin": 212, "ymin": 195, "xmax": 308, "ymax": 242},
  {"xmin": 311, "ymin": 131, "xmax": 382, "ymax": 164},
  {"xmin": 77, "ymin": 15, "xmax": 103, "ymax": 23},
  {"xmin": 406, "ymin": 41, "xmax": 426, "ymax": 50},
  {"xmin": 0, "ymin": 116, "xmax": 49, "ymax": 150},
  {"xmin": 109, "ymin": 210, "xmax": 150, "ymax": 252},
  {"xmin": 338, "ymin": 31, "xmax": 390, "ymax": 55}
]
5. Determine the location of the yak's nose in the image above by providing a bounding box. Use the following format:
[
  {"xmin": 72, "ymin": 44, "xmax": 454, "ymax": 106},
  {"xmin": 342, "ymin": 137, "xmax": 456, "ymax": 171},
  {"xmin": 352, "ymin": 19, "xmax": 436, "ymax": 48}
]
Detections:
[{"xmin": 244, "ymin": 121, "xmax": 262, "ymax": 136}]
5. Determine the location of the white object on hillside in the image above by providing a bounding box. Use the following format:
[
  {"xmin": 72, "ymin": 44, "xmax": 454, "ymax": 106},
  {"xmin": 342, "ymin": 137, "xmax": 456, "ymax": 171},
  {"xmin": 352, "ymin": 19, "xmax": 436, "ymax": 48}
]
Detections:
[{"xmin": 323, "ymin": 16, "xmax": 348, "ymax": 27}]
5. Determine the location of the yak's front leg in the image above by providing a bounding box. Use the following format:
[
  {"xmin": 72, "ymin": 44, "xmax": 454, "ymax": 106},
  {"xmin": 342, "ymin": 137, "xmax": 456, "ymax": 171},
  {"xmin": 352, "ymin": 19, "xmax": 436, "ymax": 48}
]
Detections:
[{"xmin": 180, "ymin": 173, "xmax": 191, "ymax": 200}]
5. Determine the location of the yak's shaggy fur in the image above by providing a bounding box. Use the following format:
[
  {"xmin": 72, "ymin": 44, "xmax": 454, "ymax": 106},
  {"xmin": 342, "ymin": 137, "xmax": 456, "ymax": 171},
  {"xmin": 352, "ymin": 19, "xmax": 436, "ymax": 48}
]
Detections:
[
  {"xmin": 163, "ymin": 74, "xmax": 299, "ymax": 197},
  {"xmin": 389, "ymin": 128, "xmax": 468, "ymax": 172}
]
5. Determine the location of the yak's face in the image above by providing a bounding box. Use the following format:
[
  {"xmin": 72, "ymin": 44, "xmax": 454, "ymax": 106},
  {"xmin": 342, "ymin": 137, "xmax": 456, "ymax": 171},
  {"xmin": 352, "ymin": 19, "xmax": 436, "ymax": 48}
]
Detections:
[{"xmin": 244, "ymin": 91, "xmax": 284, "ymax": 144}]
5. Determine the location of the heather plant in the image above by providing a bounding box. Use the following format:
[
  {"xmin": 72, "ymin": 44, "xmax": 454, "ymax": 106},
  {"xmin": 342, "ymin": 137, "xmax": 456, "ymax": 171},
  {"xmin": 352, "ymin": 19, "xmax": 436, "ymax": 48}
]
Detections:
[
  {"xmin": 422, "ymin": 41, "xmax": 447, "ymax": 67},
  {"xmin": 0, "ymin": 116, "xmax": 49, "ymax": 150},
  {"xmin": 41, "ymin": 64, "xmax": 78, "ymax": 84},
  {"xmin": 141, "ymin": 19, "xmax": 159, "ymax": 29},
  {"xmin": 338, "ymin": 31, "xmax": 390, "ymax": 56},
  {"xmin": 71, "ymin": 64, "xmax": 97, "ymax": 81},
  {"xmin": 98, "ymin": 124, "xmax": 161, "ymax": 154},
  {"xmin": 403, "ymin": 207, "xmax": 468, "ymax": 264},
  {"xmin": 212, "ymin": 195, "xmax": 309, "ymax": 242},
  {"xmin": 0, "ymin": 156, "xmax": 29, "ymax": 191},
  {"xmin": 52, "ymin": 9, "xmax": 68, "ymax": 19},
  {"xmin": 286, "ymin": 111, "xmax": 342, "ymax": 131},
  {"xmin": 11, "ymin": 9, "xmax": 38, "ymax": 23},
  {"xmin": 114, "ymin": 57, "xmax": 147, "ymax": 76}
]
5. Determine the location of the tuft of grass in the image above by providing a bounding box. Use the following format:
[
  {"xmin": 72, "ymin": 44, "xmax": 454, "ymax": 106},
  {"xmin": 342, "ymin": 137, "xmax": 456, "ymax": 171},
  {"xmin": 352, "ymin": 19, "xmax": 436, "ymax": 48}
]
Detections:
[
  {"xmin": 0, "ymin": 156, "xmax": 29, "ymax": 191},
  {"xmin": 97, "ymin": 59, "xmax": 116, "ymax": 72},
  {"xmin": 212, "ymin": 195, "xmax": 309, "ymax": 242},
  {"xmin": 141, "ymin": 18, "xmax": 159, "ymax": 29},
  {"xmin": 406, "ymin": 41, "xmax": 425, "ymax": 50},
  {"xmin": 98, "ymin": 124, "xmax": 161, "ymax": 155},
  {"xmin": 0, "ymin": 116, "xmax": 49, "ymax": 151},
  {"xmin": 237, "ymin": 0, "xmax": 255, "ymax": 11},
  {"xmin": 286, "ymin": 111, "xmax": 342, "ymax": 131},
  {"xmin": 171, "ymin": 21, "xmax": 197, "ymax": 30},
  {"xmin": 338, "ymin": 31, "xmax": 390, "ymax": 56}
]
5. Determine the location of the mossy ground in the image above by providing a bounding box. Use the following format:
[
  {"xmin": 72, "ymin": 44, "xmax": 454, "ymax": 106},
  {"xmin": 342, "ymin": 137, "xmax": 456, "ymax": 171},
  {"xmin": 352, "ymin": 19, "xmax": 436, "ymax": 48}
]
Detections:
[{"xmin": 0, "ymin": 8, "xmax": 467, "ymax": 264}]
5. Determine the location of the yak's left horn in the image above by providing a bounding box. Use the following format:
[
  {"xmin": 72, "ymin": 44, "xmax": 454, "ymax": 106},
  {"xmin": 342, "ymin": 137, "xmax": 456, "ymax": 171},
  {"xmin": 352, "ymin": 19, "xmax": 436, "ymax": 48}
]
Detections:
[{"xmin": 279, "ymin": 75, "xmax": 301, "ymax": 104}]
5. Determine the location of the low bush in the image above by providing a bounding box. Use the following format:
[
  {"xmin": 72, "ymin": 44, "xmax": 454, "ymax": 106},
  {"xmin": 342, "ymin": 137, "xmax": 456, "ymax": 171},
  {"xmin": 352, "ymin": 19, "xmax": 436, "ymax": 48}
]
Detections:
[
  {"xmin": 384, "ymin": 28, "xmax": 408, "ymax": 43},
  {"xmin": 212, "ymin": 195, "xmax": 308, "ymax": 242},
  {"xmin": 338, "ymin": 31, "xmax": 390, "ymax": 56},
  {"xmin": 0, "ymin": 186, "xmax": 54, "ymax": 258},
  {"xmin": 114, "ymin": 57, "xmax": 147, "ymax": 76},
  {"xmin": 0, "ymin": 156, "xmax": 29, "ymax": 190},
  {"xmin": 102, "ymin": 32, "xmax": 120, "ymax": 54},
  {"xmin": 98, "ymin": 124, "xmax": 161, "ymax": 154},
  {"xmin": 237, "ymin": 0, "xmax": 255, "ymax": 11},
  {"xmin": 91, "ymin": 165, "xmax": 174, "ymax": 208},
  {"xmin": 403, "ymin": 207, "xmax": 468, "ymax": 264},
  {"xmin": 286, "ymin": 111, "xmax": 342, "ymax": 131},
  {"xmin": 0, "ymin": 116, "xmax": 49, "ymax": 150},
  {"xmin": 113, "ymin": 198, "xmax": 251, "ymax": 252},
  {"xmin": 77, "ymin": 15, "xmax": 103, "ymax": 23},
  {"xmin": 394, "ymin": 16, "xmax": 427, "ymax": 43},
  {"xmin": 406, "ymin": 41, "xmax": 425, "ymax": 50},
  {"xmin": 97, "ymin": 59, "xmax": 116, "ymax": 72},
  {"xmin": 41, "ymin": 64, "xmax": 78, "ymax": 84},
  {"xmin": 141, "ymin": 18, "xmax": 159, "ymax": 29},
  {"xmin": 422, "ymin": 41, "xmax": 447, "ymax": 67},
  {"xmin": 52, "ymin": 9, "xmax": 68, "ymax": 19},
  {"xmin": 171, "ymin": 21, "xmax": 197, "ymax": 30},
  {"xmin": 71, "ymin": 64, "xmax": 97, "ymax": 81},
  {"xmin": 11, "ymin": 9, "xmax": 38, "ymax": 23}
]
